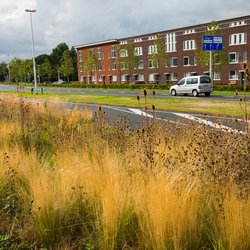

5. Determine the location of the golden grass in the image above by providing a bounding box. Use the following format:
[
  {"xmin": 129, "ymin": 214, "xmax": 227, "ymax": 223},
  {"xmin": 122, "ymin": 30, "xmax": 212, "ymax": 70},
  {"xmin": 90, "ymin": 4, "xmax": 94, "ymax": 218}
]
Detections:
[{"xmin": 0, "ymin": 98, "xmax": 249, "ymax": 249}]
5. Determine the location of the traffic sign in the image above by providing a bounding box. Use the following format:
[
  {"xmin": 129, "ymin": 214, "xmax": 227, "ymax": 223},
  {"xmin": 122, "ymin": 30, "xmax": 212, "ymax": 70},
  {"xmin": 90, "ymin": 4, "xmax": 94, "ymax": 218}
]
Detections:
[
  {"xmin": 212, "ymin": 36, "xmax": 223, "ymax": 51},
  {"xmin": 202, "ymin": 36, "xmax": 213, "ymax": 51},
  {"xmin": 202, "ymin": 35, "xmax": 223, "ymax": 51}
]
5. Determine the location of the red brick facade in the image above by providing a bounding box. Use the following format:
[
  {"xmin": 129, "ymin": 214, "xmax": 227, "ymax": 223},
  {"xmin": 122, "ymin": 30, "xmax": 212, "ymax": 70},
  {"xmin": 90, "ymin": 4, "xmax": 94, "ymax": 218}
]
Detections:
[{"xmin": 75, "ymin": 15, "xmax": 250, "ymax": 85}]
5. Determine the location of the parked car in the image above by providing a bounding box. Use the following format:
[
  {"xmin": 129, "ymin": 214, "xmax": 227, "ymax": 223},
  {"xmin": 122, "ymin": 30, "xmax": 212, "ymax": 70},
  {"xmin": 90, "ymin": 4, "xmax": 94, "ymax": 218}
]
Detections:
[
  {"xmin": 52, "ymin": 79, "xmax": 68, "ymax": 85},
  {"xmin": 170, "ymin": 75, "xmax": 213, "ymax": 97}
]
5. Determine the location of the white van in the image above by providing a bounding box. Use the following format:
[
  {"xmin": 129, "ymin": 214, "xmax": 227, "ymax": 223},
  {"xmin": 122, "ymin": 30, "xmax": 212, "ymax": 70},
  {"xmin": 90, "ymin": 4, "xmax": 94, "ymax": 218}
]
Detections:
[{"xmin": 170, "ymin": 75, "xmax": 213, "ymax": 97}]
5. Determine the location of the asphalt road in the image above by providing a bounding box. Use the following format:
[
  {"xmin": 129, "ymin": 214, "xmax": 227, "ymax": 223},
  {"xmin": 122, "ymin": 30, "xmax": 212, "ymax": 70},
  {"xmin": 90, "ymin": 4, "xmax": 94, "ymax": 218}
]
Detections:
[
  {"xmin": 0, "ymin": 83, "xmax": 245, "ymax": 101},
  {"xmin": 0, "ymin": 83, "xmax": 248, "ymax": 134}
]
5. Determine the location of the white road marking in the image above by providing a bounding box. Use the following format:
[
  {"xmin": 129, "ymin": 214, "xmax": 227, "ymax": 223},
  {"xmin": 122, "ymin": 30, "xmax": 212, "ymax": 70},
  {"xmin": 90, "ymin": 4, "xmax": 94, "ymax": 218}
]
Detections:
[
  {"xmin": 128, "ymin": 108, "xmax": 154, "ymax": 118},
  {"xmin": 173, "ymin": 112, "xmax": 245, "ymax": 135}
]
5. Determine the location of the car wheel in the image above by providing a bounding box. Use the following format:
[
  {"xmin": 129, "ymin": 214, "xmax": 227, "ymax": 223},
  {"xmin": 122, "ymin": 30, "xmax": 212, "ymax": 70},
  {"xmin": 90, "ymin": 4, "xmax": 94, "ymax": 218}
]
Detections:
[
  {"xmin": 171, "ymin": 89, "xmax": 177, "ymax": 96},
  {"xmin": 192, "ymin": 90, "xmax": 199, "ymax": 97},
  {"xmin": 205, "ymin": 92, "xmax": 211, "ymax": 97}
]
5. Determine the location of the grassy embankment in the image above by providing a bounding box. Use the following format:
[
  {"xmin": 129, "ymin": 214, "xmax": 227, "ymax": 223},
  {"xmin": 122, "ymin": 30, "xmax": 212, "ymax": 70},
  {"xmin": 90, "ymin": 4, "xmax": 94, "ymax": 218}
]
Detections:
[
  {"xmin": 0, "ymin": 94, "xmax": 249, "ymax": 249},
  {"xmin": 0, "ymin": 88, "xmax": 250, "ymax": 117}
]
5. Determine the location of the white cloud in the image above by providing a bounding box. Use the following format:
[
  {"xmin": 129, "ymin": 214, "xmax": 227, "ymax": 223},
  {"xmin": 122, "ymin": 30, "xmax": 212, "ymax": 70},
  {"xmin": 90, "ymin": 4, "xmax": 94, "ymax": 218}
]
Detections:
[{"xmin": 0, "ymin": 0, "xmax": 249, "ymax": 62}]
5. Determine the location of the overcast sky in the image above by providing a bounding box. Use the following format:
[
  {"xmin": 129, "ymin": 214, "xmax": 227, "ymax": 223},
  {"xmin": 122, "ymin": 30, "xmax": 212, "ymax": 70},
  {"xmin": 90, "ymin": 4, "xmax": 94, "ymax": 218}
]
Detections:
[{"xmin": 0, "ymin": 0, "xmax": 249, "ymax": 63}]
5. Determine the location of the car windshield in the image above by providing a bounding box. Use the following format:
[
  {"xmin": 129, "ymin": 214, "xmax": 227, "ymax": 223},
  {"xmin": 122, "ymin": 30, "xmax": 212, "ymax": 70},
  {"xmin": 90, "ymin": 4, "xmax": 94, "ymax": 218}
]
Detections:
[{"xmin": 200, "ymin": 76, "xmax": 211, "ymax": 83}]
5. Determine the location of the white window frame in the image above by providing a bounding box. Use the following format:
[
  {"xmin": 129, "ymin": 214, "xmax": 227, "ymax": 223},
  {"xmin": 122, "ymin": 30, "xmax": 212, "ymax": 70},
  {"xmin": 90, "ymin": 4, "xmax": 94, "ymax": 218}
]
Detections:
[
  {"xmin": 97, "ymin": 48, "xmax": 101, "ymax": 60},
  {"xmin": 183, "ymin": 56, "xmax": 190, "ymax": 66},
  {"xmin": 112, "ymin": 62, "xmax": 116, "ymax": 70},
  {"xmin": 135, "ymin": 47, "xmax": 143, "ymax": 56},
  {"xmin": 111, "ymin": 45, "xmax": 116, "ymax": 58},
  {"xmin": 148, "ymin": 45, "xmax": 157, "ymax": 54},
  {"xmin": 165, "ymin": 33, "xmax": 176, "ymax": 52},
  {"xmin": 214, "ymin": 71, "xmax": 221, "ymax": 80},
  {"xmin": 229, "ymin": 33, "xmax": 247, "ymax": 45},
  {"xmin": 229, "ymin": 70, "xmax": 238, "ymax": 80},
  {"xmin": 183, "ymin": 40, "xmax": 196, "ymax": 51},
  {"xmin": 112, "ymin": 75, "xmax": 117, "ymax": 82},
  {"xmin": 148, "ymin": 74, "xmax": 155, "ymax": 82},
  {"xmin": 171, "ymin": 57, "xmax": 177, "ymax": 67},
  {"xmin": 120, "ymin": 49, "xmax": 128, "ymax": 57},
  {"xmin": 229, "ymin": 52, "xmax": 237, "ymax": 63},
  {"xmin": 138, "ymin": 60, "xmax": 144, "ymax": 69}
]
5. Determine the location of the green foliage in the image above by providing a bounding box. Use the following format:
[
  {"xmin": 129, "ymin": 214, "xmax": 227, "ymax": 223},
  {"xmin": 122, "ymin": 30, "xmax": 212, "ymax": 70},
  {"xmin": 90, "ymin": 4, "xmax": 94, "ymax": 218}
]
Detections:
[
  {"xmin": 83, "ymin": 49, "xmax": 98, "ymax": 83},
  {"xmin": 195, "ymin": 21, "xmax": 229, "ymax": 75},
  {"xmin": 60, "ymin": 50, "xmax": 74, "ymax": 82},
  {"xmin": 41, "ymin": 58, "xmax": 54, "ymax": 82},
  {"xmin": 119, "ymin": 42, "xmax": 140, "ymax": 83},
  {"xmin": 151, "ymin": 34, "xmax": 168, "ymax": 84}
]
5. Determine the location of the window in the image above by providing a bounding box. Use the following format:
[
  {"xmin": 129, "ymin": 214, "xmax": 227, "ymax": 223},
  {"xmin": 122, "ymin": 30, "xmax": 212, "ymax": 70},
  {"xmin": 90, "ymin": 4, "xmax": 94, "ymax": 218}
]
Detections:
[
  {"xmin": 97, "ymin": 48, "xmax": 101, "ymax": 60},
  {"xmin": 165, "ymin": 33, "xmax": 176, "ymax": 52},
  {"xmin": 111, "ymin": 45, "xmax": 116, "ymax": 58},
  {"xmin": 178, "ymin": 79, "xmax": 185, "ymax": 85},
  {"xmin": 170, "ymin": 57, "xmax": 177, "ymax": 67},
  {"xmin": 214, "ymin": 72, "xmax": 221, "ymax": 80},
  {"xmin": 186, "ymin": 78, "xmax": 198, "ymax": 84},
  {"xmin": 148, "ymin": 59, "xmax": 157, "ymax": 68},
  {"xmin": 148, "ymin": 45, "xmax": 157, "ymax": 54},
  {"xmin": 80, "ymin": 65, "xmax": 83, "ymax": 72},
  {"xmin": 184, "ymin": 29, "xmax": 195, "ymax": 35},
  {"xmin": 112, "ymin": 75, "xmax": 117, "ymax": 82},
  {"xmin": 229, "ymin": 20, "xmax": 246, "ymax": 27},
  {"xmin": 148, "ymin": 74, "xmax": 155, "ymax": 82},
  {"xmin": 200, "ymin": 76, "xmax": 211, "ymax": 83},
  {"xmin": 138, "ymin": 74, "xmax": 144, "ymax": 81},
  {"xmin": 138, "ymin": 60, "xmax": 144, "ymax": 69},
  {"xmin": 229, "ymin": 52, "xmax": 237, "ymax": 63},
  {"xmin": 135, "ymin": 47, "xmax": 143, "ymax": 56},
  {"xmin": 79, "ymin": 54, "xmax": 83, "ymax": 62},
  {"xmin": 120, "ymin": 41, "xmax": 128, "ymax": 45},
  {"xmin": 183, "ymin": 56, "xmax": 190, "ymax": 66},
  {"xmin": 229, "ymin": 33, "xmax": 246, "ymax": 45},
  {"xmin": 112, "ymin": 62, "xmax": 116, "ymax": 70},
  {"xmin": 121, "ymin": 75, "xmax": 126, "ymax": 82},
  {"xmin": 170, "ymin": 73, "xmax": 177, "ymax": 81},
  {"xmin": 120, "ymin": 62, "xmax": 125, "ymax": 70},
  {"xmin": 229, "ymin": 71, "xmax": 237, "ymax": 80},
  {"xmin": 134, "ymin": 38, "xmax": 142, "ymax": 43},
  {"xmin": 183, "ymin": 40, "xmax": 196, "ymax": 50},
  {"xmin": 120, "ymin": 49, "xmax": 128, "ymax": 57},
  {"xmin": 148, "ymin": 35, "xmax": 157, "ymax": 40},
  {"xmin": 98, "ymin": 63, "xmax": 102, "ymax": 71},
  {"xmin": 238, "ymin": 51, "xmax": 247, "ymax": 62}
]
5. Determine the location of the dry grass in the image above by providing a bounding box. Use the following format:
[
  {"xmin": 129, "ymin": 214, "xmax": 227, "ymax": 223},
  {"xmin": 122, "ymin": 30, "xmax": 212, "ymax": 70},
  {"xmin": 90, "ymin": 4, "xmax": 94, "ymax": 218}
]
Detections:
[{"xmin": 0, "ymin": 96, "xmax": 249, "ymax": 249}]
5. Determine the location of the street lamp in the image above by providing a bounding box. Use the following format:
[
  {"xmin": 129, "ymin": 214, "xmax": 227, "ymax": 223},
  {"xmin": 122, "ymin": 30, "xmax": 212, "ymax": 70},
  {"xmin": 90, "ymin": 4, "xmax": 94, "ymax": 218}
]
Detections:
[{"xmin": 25, "ymin": 9, "xmax": 37, "ymax": 92}]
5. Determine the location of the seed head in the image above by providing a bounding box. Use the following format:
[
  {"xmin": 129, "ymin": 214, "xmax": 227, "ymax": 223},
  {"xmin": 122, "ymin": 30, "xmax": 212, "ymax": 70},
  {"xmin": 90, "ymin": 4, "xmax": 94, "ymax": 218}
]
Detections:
[{"xmin": 143, "ymin": 89, "xmax": 147, "ymax": 97}]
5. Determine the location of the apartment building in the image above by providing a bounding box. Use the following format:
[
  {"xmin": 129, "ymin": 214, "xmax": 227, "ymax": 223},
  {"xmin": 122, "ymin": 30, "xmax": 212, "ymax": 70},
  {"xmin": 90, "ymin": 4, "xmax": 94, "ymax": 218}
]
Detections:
[{"xmin": 75, "ymin": 15, "xmax": 250, "ymax": 84}]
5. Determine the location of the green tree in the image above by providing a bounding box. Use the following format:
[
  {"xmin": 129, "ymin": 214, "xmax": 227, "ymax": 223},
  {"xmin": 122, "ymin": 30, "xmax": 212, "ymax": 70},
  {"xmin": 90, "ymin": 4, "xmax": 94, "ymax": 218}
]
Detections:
[
  {"xmin": 83, "ymin": 49, "xmax": 98, "ymax": 84},
  {"xmin": 70, "ymin": 46, "xmax": 78, "ymax": 80},
  {"xmin": 41, "ymin": 58, "xmax": 54, "ymax": 83},
  {"xmin": 50, "ymin": 43, "xmax": 69, "ymax": 80},
  {"xmin": 0, "ymin": 62, "xmax": 8, "ymax": 81},
  {"xmin": 195, "ymin": 21, "xmax": 228, "ymax": 80},
  {"xmin": 117, "ymin": 43, "xmax": 139, "ymax": 84},
  {"xmin": 60, "ymin": 50, "xmax": 74, "ymax": 82},
  {"xmin": 150, "ymin": 34, "xmax": 168, "ymax": 84}
]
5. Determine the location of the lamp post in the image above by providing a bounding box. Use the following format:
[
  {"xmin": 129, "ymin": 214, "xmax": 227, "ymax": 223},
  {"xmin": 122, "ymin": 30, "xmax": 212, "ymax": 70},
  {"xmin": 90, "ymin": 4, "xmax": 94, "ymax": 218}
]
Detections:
[{"xmin": 25, "ymin": 9, "xmax": 37, "ymax": 92}]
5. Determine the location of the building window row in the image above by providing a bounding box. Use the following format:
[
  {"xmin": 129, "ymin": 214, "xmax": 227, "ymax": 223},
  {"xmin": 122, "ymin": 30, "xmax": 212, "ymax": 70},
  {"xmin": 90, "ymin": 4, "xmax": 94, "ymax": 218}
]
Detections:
[
  {"xmin": 183, "ymin": 40, "xmax": 196, "ymax": 50},
  {"xmin": 229, "ymin": 33, "xmax": 247, "ymax": 45},
  {"xmin": 165, "ymin": 33, "xmax": 177, "ymax": 52},
  {"xmin": 229, "ymin": 20, "xmax": 246, "ymax": 27}
]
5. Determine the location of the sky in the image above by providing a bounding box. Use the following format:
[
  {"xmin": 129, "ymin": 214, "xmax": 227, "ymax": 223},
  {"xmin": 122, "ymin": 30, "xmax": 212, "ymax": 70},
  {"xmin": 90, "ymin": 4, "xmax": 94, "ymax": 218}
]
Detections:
[{"xmin": 0, "ymin": 0, "xmax": 249, "ymax": 63}]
